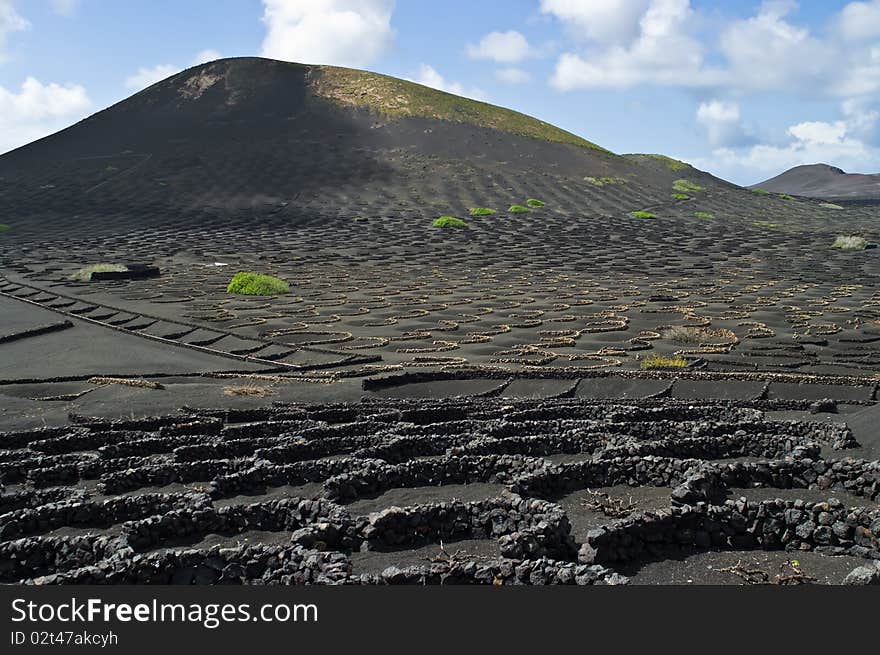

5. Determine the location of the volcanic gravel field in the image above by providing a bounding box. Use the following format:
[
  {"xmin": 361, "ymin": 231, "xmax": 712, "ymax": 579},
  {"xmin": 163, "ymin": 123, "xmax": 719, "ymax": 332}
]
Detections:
[{"xmin": 0, "ymin": 58, "xmax": 879, "ymax": 586}]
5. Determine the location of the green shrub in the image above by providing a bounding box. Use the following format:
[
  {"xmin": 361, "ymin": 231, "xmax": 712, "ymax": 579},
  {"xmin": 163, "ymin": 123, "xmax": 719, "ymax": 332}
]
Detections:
[
  {"xmin": 0, "ymin": 224, "xmax": 9, "ymax": 232},
  {"xmin": 526, "ymin": 198, "xmax": 545, "ymax": 208},
  {"xmin": 71, "ymin": 263, "xmax": 128, "ymax": 282},
  {"xmin": 752, "ymin": 188, "xmax": 771, "ymax": 195},
  {"xmin": 779, "ymin": 193, "xmax": 794, "ymax": 200},
  {"xmin": 832, "ymin": 235, "xmax": 868, "ymax": 250},
  {"xmin": 672, "ymin": 193, "xmax": 690, "ymax": 200},
  {"xmin": 672, "ymin": 179, "xmax": 705, "ymax": 193},
  {"xmin": 641, "ymin": 354, "xmax": 688, "ymax": 370},
  {"xmin": 227, "ymin": 272, "xmax": 290, "ymax": 296},
  {"xmin": 694, "ymin": 212, "xmax": 714, "ymax": 219},
  {"xmin": 433, "ymin": 216, "xmax": 468, "ymax": 228},
  {"xmin": 584, "ymin": 176, "xmax": 626, "ymax": 186},
  {"xmin": 468, "ymin": 207, "xmax": 496, "ymax": 216},
  {"xmin": 630, "ymin": 210, "xmax": 656, "ymax": 219},
  {"xmin": 508, "ymin": 205, "xmax": 530, "ymax": 214}
]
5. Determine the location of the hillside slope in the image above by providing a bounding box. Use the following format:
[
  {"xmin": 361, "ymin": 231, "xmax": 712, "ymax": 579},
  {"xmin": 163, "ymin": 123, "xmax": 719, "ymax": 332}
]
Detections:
[{"xmin": 0, "ymin": 56, "xmax": 773, "ymax": 243}]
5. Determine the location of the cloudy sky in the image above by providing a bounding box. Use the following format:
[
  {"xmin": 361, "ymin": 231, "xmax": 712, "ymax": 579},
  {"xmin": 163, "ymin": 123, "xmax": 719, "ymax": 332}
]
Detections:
[{"xmin": 1, "ymin": 0, "xmax": 879, "ymax": 184}]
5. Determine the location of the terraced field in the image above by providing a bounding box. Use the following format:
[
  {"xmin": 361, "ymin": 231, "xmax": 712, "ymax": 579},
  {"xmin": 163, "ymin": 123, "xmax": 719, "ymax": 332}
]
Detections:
[
  {"xmin": 1, "ymin": 397, "xmax": 877, "ymax": 585},
  {"xmin": 1, "ymin": 57, "xmax": 878, "ymax": 585}
]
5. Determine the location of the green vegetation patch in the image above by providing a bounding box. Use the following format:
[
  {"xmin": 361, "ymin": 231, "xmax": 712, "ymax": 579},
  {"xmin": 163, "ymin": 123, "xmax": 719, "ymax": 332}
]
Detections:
[
  {"xmin": 508, "ymin": 205, "xmax": 530, "ymax": 214},
  {"xmin": 227, "ymin": 272, "xmax": 290, "ymax": 296},
  {"xmin": 672, "ymin": 193, "xmax": 690, "ymax": 200},
  {"xmin": 526, "ymin": 198, "xmax": 545, "ymax": 208},
  {"xmin": 584, "ymin": 176, "xmax": 626, "ymax": 186},
  {"xmin": 630, "ymin": 154, "xmax": 690, "ymax": 171},
  {"xmin": 694, "ymin": 212, "xmax": 714, "ymax": 219},
  {"xmin": 672, "ymin": 179, "xmax": 705, "ymax": 193},
  {"xmin": 832, "ymin": 235, "xmax": 868, "ymax": 250},
  {"xmin": 433, "ymin": 216, "xmax": 469, "ymax": 228},
  {"xmin": 312, "ymin": 66, "xmax": 610, "ymax": 152},
  {"xmin": 469, "ymin": 207, "xmax": 496, "ymax": 216},
  {"xmin": 641, "ymin": 354, "xmax": 689, "ymax": 370},
  {"xmin": 753, "ymin": 221, "xmax": 780, "ymax": 229},
  {"xmin": 0, "ymin": 224, "xmax": 9, "ymax": 232},
  {"xmin": 71, "ymin": 263, "xmax": 128, "ymax": 282},
  {"xmin": 778, "ymin": 193, "xmax": 794, "ymax": 200},
  {"xmin": 630, "ymin": 210, "xmax": 657, "ymax": 219},
  {"xmin": 820, "ymin": 202, "xmax": 845, "ymax": 210},
  {"xmin": 752, "ymin": 188, "xmax": 771, "ymax": 195}
]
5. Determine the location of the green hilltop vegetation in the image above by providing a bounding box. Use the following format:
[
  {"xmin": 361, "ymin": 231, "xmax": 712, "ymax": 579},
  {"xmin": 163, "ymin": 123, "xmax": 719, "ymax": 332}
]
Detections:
[
  {"xmin": 311, "ymin": 65, "xmax": 611, "ymax": 152},
  {"xmin": 626, "ymin": 154, "xmax": 691, "ymax": 171}
]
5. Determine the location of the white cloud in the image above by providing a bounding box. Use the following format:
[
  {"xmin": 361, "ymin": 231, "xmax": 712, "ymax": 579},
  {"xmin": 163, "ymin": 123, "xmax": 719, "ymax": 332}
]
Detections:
[
  {"xmin": 546, "ymin": 0, "xmax": 880, "ymax": 99},
  {"xmin": 125, "ymin": 64, "xmax": 178, "ymax": 91},
  {"xmin": 787, "ymin": 120, "xmax": 848, "ymax": 145},
  {"xmin": 540, "ymin": 0, "xmax": 651, "ymax": 44},
  {"xmin": 0, "ymin": 0, "xmax": 29, "ymax": 56},
  {"xmin": 413, "ymin": 64, "xmax": 487, "ymax": 101},
  {"xmin": 841, "ymin": 97, "xmax": 880, "ymax": 139},
  {"xmin": 50, "ymin": 0, "xmax": 80, "ymax": 16},
  {"xmin": 831, "ymin": 45, "xmax": 880, "ymax": 97},
  {"xmin": 692, "ymin": 100, "xmax": 880, "ymax": 182},
  {"xmin": 260, "ymin": 0, "xmax": 394, "ymax": 68},
  {"xmin": 696, "ymin": 99, "xmax": 744, "ymax": 147},
  {"xmin": 549, "ymin": 0, "xmax": 717, "ymax": 90},
  {"xmin": 834, "ymin": 0, "xmax": 880, "ymax": 41},
  {"xmin": 0, "ymin": 77, "xmax": 91, "ymax": 154},
  {"xmin": 467, "ymin": 30, "xmax": 534, "ymax": 64},
  {"xmin": 193, "ymin": 49, "xmax": 222, "ymax": 65},
  {"xmin": 123, "ymin": 50, "xmax": 221, "ymax": 92},
  {"xmin": 496, "ymin": 67, "xmax": 532, "ymax": 85},
  {"xmin": 718, "ymin": 1, "xmax": 835, "ymax": 94}
]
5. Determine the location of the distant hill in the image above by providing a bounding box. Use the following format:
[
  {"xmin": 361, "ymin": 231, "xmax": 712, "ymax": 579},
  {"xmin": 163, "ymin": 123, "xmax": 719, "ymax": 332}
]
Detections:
[{"xmin": 752, "ymin": 164, "xmax": 880, "ymax": 201}]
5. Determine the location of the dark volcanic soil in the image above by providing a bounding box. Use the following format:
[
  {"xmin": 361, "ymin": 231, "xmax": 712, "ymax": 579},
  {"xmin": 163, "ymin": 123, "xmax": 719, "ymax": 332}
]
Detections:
[{"xmin": 1, "ymin": 58, "xmax": 878, "ymax": 587}]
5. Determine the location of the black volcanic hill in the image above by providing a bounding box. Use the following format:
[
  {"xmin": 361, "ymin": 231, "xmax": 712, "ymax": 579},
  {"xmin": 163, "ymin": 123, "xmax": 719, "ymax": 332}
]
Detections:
[
  {"xmin": 752, "ymin": 164, "xmax": 880, "ymax": 201},
  {"xmin": 0, "ymin": 56, "xmax": 753, "ymax": 242}
]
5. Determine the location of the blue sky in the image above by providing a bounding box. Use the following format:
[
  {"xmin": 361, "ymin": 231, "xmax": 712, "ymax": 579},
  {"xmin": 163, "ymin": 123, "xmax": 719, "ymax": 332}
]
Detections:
[{"xmin": 1, "ymin": 1, "xmax": 879, "ymax": 184}]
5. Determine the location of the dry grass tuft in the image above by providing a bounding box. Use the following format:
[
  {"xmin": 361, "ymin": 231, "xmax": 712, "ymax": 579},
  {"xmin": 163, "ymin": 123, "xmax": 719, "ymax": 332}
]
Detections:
[
  {"xmin": 832, "ymin": 235, "xmax": 868, "ymax": 250},
  {"xmin": 663, "ymin": 326, "xmax": 709, "ymax": 344},
  {"xmin": 88, "ymin": 377, "xmax": 164, "ymax": 390},
  {"xmin": 223, "ymin": 383, "xmax": 277, "ymax": 397}
]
